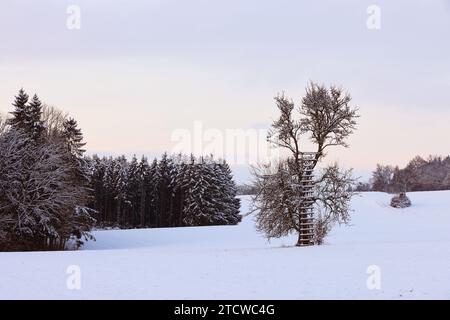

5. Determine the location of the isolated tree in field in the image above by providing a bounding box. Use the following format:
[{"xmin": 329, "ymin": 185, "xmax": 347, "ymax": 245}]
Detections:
[{"xmin": 252, "ymin": 82, "xmax": 359, "ymax": 246}]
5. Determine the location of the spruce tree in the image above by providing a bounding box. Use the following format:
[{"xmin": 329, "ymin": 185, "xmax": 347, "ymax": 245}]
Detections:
[
  {"xmin": 86, "ymin": 155, "xmax": 107, "ymax": 222},
  {"xmin": 27, "ymin": 94, "xmax": 45, "ymax": 140},
  {"xmin": 182, "ymin": 155, "xmax": 220, "ymax": 226},
  {"xmin": 62, "ymin": 118, "xmax": 86, "ymax": 157},
  {"xmin": 155, "ymin": 153, "xmax": 173, "ymax": 227},
  {"xmin": 141, "ymin": 158, "xmax": 160, "ymax": 227},
  {"xmin": 115, "ymin": 156, "xmax": 130, "ymax": 225},
  {"xmin": 62, "ymin": 117, "xmax": 88, "ymax": 184},
  {"xmin": 7, "ymin": 89, "xmax": 29, "ymax": 130},
  {"xmin": 215, "ymin": 160, "xmax": 241, "ymax": 224},
  {"xmin": 171, "ymin": 155, "xmax": 189, "ymax": 226},
  {"xmin": 137, "ymin": 156, "xmax": 151, "ymax": 227},
  {"xmin": 8, "ymin": 91, "xmax": 45, "ymax": 141},
  {"xmin": 126, "ymin": 155, "xmax": 141, "ymax": 226}
]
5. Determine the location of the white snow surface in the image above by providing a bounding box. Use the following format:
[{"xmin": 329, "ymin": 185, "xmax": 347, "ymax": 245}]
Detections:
[{"xmin": 1, "ymin": 191, "xmax": 450, "ymax": 299}]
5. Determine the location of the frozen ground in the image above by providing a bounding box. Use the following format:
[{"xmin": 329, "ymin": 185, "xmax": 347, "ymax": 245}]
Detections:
[{"xmin": 1, "ymin": 191, "xmax": 450, "ymax": 299}]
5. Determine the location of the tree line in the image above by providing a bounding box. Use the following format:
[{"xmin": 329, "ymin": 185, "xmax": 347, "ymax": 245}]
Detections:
[
  {"xmin": 0, "ymin": 89, "xmax": 241, "ymax": 251},
  {"xmin": 356, "ymin": 155, "xmax": 450, "ymax": 193},
  {"xmin": 86, "ymin": 153, "xmax": 241, "ymax": 228}
]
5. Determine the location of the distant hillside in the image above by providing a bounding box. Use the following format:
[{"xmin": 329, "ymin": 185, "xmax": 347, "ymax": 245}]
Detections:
[
  {"xmin": 408, "ymin": 156, "xmax": 450, "ymax": 191},
  {"xmin": 368, "ymin": 155, "xmax": 450, "ymax": 193}
]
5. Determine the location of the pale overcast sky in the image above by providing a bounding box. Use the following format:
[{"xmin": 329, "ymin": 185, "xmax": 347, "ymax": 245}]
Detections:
[{"xmin": 1, "ymin": 0, "xmax": 449, "ymax": 182}]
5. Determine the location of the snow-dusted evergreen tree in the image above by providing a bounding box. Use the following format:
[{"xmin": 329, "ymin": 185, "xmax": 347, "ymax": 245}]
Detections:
[
  {"xmin": 7, "ymin": 89, "xmax": 29, "ymax": 130},
  {"xmin": 125, "ymin": 155, "xmax": 141, "ymax": 226},
  {"xmin": 155, "ymin": 153, "xmax": 174, "ymax": 227},
  {"xmin": 181, "ymin": 155, "xmax": 241, "ymax": 226},
  {"xmin": 181, "ymin": 155, "xmax": 208, "ymax": 226},
  {"xmin": 61, "ymin": 116, "xmax": 94, "ymax": 245},
  {"xmin": 136, "ymin": 156, "xmax": 151, "ymax": 226},
  {"xmin": 146, "ymin": 158, "xmax": 160, "ymax": 226},
  {"xmin": 62, "ymin": 118, "xmax": 86, "ymax": 157},
  {"xmin": 27, "ymin": 94, "xmax": 45, "ymax": 140},
  {"xmin": 7, "ymin": 90, "xmax": 44, "ymax": 141},
  {"xmin": 170, "ymin": 156, "xmax": 188, "ymax": 226},
  {"xmin": 214, "ymin": 160, "xmax": 241, "ymax": 224},
  {"xmin": 62, "ymin": 117, "xmax": 89, "ymax": 184},
  {"xmin": 112, "ymin": 156, "xmax": 130, "ymax": 224},
  {"xmin": 0, "ymin": 124, "xmax": 93, "ymax": 250},
  {"xmin": 86, "ymin": 155, "xmax": 108, "ymax": 221}
]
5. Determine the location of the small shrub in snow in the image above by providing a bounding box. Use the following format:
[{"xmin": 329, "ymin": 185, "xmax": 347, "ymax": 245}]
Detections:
[{"xmin": 390, "ymin": 192, "xmax": 411, "ymax": 208}]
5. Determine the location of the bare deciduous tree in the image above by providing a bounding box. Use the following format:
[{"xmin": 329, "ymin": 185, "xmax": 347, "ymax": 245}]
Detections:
[
  {"xmin": 313, "ymin": 164, "xmax": 355, "ymax": 244},
  {"xmin": 41, "ymin": 104, "xmax": 69, "ymax": 138},
  {"xmin": 252, "ymin": 82, "xmax": 359, "ymax": 246}
]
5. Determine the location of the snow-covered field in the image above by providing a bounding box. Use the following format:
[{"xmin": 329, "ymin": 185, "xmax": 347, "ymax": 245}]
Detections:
[{"xmin": 1, "ymin": 191, "xmax": 450, "ymax": 299}]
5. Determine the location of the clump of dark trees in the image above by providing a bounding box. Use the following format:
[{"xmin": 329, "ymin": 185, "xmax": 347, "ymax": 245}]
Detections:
[
  {"xmin": 0, "ymin": 89, "xmax": 94, "ymax": 251},
  {"xmin": 87, "ymin": 153, "xmax": 241, "ymax": 228},
  {"xmin": 0, "ymin": 90, "xmax": 241, "ymax": 251},
  {"xmin": 357, "ymin": 155, "xmax": 450, "ymax": 193},
  {"xmin": 252, "ymin": 82, "xmax": 359, "ymax": 246}
]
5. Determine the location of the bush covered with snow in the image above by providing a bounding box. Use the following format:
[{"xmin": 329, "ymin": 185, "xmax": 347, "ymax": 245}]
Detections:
[{"xmin": 390, "ymin": 192, "xmax": 412, "ymax": 208}]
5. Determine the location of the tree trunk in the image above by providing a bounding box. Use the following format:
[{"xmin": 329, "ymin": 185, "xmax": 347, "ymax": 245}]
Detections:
[{"xmin": 140, "ymin": 184, "xmax": 146, "ymax": 227}]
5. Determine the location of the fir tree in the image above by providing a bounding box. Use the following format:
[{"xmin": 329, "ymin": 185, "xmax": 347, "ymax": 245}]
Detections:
[
  {"xmin": 7, "ymin": 89, "xmax": 30, "ymax": 130},
  {"xmin": 214, "ymin": 160, "xmax": 241, "ymax": 224},
  {"xmin": 8, "ymin": 91, "xmax": 45, "ymax": 141},
  {"xmin": 62, "ymin": 118, "xmax": 86, "ymax": 158},
  {"xmin": 147, "ymin": 158, "xmax": 160, "ymax": 226},
  {"xmin": 126, "ymin": 155, "xmax": 141, "ymax": 226},
  {"xmin": 155, "ymin": 153, "xmax": 173, "ymax": 227},
  {"xmin": 27, "ymin": 94, "xmax": 45, "ymax": 140},
  {"xmin": 137, "ymin": 156, "xmax": 151, "ymax": 226}
]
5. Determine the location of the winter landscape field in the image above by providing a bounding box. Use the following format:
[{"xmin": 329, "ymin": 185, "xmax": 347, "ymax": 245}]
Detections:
[
  {"xmin": 1, "ymin": 1, "xmax": 449, "ymax": 307},
  {"xmin": 1, "ymin": 191, "xmax": 449, "ymax": 300}
]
